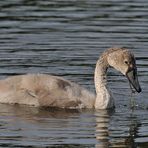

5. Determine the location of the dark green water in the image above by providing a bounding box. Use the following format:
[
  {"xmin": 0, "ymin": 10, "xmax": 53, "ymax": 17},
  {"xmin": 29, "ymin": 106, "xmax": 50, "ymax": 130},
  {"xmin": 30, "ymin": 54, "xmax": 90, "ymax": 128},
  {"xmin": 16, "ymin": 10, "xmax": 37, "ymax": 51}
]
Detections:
[{"xmin": 0, "ymin": 0, "xmax": 147, "ymax": 147}]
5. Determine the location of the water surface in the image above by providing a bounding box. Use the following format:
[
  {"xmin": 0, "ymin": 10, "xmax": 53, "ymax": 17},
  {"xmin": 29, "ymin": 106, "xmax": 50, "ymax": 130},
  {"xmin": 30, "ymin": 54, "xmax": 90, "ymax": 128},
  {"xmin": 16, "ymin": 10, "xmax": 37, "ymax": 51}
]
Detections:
[{"xmin": 0, "ymin": 0, "xmax": 147, "ymax": 147}]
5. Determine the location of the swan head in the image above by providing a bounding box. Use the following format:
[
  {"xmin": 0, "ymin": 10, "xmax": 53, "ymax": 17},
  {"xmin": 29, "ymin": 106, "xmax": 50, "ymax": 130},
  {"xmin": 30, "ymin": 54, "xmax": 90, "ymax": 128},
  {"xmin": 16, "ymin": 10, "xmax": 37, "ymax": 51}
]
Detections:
[{"xmin": 107, "ymin": 47, "xmax": 141, "ymax": 93}]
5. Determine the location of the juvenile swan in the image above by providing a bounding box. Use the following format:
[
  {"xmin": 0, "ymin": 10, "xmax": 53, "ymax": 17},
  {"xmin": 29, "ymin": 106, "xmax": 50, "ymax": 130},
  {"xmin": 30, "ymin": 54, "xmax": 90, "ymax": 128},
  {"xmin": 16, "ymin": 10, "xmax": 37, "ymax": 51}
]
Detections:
[{"xmin": 0, "ymin": 47, "xmax": 141, "ymax": 109}]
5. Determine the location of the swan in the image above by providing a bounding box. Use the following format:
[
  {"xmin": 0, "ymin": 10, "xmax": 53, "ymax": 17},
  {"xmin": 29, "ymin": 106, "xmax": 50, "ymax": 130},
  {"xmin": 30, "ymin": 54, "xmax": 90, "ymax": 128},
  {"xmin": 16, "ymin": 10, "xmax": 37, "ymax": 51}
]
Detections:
[{"xmin": 0, "ymin": 47, "xmax": 141, "ymax": 109}]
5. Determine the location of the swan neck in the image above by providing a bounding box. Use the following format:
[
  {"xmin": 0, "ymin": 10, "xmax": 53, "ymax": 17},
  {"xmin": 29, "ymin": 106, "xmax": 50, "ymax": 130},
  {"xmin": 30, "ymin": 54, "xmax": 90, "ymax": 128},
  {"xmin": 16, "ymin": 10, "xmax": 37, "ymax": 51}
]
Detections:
[
  {"xmin": 94, "ymin": 57, "xmax": 114, "ymax": 109},
  {"xmin": 94, "ymin": 58, "xmax": 108, "ymax": 91}
]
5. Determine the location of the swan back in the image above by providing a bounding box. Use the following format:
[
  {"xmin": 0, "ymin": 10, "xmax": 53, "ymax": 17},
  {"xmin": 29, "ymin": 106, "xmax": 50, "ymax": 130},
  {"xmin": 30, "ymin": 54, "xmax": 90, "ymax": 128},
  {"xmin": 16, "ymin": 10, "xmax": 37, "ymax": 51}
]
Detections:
[{"xmin": 0, "ymin": 74, "xmax": 95, "ymax": 108}]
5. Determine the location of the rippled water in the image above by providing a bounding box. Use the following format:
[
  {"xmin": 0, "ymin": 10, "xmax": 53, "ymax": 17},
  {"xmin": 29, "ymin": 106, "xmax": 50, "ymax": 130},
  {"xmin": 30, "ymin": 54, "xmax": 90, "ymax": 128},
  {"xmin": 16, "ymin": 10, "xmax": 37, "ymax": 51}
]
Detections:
[{"xmin": 0, "ymin": 0, "xmax": 147, "ymax": 147}]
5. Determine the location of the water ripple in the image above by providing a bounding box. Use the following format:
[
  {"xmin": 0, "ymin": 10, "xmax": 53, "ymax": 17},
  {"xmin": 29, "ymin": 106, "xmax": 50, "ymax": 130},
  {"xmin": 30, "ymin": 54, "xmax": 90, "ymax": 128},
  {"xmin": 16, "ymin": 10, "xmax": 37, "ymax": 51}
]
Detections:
[{"xmin": 0, "ymin": 0, "xmax": 147, "ymax": 147}]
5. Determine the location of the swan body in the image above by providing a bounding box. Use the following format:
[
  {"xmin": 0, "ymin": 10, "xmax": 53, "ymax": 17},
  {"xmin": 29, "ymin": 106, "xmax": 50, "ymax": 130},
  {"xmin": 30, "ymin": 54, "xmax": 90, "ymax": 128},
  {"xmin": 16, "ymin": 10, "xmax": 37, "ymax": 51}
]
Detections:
[
  {"xmin": 0, "ymin": 47, "xmax": 141, "ymax": 109},
  {"xmin": 0, "ymin": 74, "xmax": 95, "ymax": 108}
]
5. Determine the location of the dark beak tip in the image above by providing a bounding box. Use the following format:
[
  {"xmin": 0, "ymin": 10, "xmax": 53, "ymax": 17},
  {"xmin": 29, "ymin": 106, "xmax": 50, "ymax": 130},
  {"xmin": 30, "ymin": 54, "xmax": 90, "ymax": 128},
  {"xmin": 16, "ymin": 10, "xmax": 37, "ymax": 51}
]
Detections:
[
  {"xmin": 137, "ymin": 87, "xmax": 142, "ymax": 93},
  {"xmin": 126, "ymin": 70, "xmax": 142, "ymax": 93}
]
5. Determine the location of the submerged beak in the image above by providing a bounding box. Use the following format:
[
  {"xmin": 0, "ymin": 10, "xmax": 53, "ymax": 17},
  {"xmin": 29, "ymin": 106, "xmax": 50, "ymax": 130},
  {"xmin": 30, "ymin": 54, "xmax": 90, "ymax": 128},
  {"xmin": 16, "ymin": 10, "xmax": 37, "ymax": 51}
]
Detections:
[{"xmin": 126, "ymin": 68, "xmax": 142, "ymax": 93}]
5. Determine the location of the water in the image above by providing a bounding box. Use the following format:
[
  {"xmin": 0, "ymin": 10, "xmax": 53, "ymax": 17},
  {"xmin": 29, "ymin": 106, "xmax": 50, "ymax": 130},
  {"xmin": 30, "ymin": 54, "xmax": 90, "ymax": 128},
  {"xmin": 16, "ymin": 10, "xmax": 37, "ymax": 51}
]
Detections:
[{"xmin": 0, "ymin": 0, "xmax": 147, "ymax": 147}]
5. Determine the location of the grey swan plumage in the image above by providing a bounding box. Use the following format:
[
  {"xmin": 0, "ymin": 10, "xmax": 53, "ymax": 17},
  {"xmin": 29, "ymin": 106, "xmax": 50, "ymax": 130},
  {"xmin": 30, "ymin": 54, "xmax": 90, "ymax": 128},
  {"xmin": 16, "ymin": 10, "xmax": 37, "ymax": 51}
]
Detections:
[{"xmin": 0, "ymin": 47, "xmax": 141, "ymax": 109}]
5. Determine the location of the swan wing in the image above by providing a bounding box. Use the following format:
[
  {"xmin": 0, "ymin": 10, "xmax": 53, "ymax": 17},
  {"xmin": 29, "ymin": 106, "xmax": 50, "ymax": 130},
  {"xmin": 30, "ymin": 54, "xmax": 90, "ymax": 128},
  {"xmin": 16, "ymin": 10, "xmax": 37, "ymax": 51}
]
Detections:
[{"xmin": 0, "ymin": 74, "xmax": 91, "ymax": 108}]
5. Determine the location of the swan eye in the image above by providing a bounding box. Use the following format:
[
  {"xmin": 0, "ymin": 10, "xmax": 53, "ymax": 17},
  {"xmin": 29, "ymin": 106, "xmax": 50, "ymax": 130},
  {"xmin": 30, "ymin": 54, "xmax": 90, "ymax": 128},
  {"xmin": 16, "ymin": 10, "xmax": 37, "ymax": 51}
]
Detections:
[{"xmin": 124, "ymin": 61, "xmax": 128, "ymax": 64}]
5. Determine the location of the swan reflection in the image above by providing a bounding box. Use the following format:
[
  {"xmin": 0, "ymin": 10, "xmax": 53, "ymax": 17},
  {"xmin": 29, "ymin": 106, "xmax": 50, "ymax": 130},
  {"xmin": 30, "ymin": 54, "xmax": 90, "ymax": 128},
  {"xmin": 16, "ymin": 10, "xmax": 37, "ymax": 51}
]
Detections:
[
  {"xmin": 0, "ymin": 104, "xmax": 141, "ymax": 147},
  {"xmin": 95, "ymin": 109, "xmax": 140, "ymax": 148}
]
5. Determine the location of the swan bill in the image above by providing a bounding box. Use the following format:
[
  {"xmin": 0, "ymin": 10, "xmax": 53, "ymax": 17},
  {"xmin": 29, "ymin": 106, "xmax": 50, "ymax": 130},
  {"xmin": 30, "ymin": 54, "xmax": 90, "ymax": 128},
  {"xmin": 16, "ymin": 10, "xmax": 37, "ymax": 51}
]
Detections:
[{"xmin": 126, "ymin": 69, "xmax": 141, "ymax": 93}]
